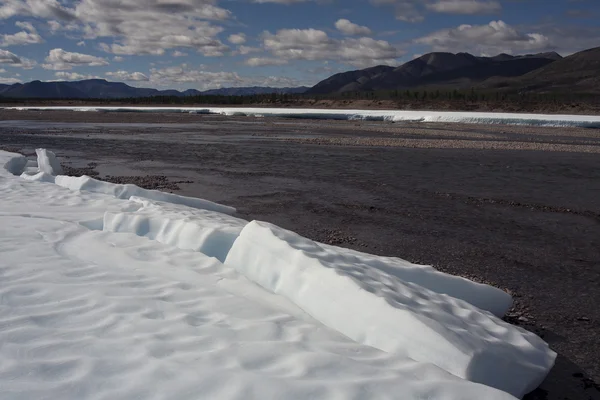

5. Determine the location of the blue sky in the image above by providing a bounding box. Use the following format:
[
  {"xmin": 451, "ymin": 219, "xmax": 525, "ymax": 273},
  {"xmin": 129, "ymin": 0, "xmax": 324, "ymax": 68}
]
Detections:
[{"xmin": 1, "ymin": 0, "xmax": 599, "ymax": 90}]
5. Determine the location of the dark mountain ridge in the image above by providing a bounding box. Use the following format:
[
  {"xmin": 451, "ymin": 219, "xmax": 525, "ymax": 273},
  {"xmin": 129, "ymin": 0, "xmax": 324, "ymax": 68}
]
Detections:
[
  {"xmin": 0, "ymin": 79, "xmax": 308, "ymax": 99},
  {"xmin": 307, "ymin": 51, "xmax": 563, "ymax": 94}
]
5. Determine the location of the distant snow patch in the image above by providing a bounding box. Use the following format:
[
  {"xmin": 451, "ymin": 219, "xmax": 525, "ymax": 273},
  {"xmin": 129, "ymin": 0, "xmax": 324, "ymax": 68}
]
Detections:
[{"xmin": 5, "ymin": 106, "xmax": 600, "ymax": 128}]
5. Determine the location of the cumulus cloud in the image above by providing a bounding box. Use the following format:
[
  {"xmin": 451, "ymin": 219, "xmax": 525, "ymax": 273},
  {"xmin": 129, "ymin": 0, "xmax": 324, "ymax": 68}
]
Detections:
[
  {"xmin": 172, "ymin": 51, "xmax": 188, "ymax": 57},
  {"xmin": 106, "ymin": 70, "xmax": 149, "ymax": 81},
  {"xmin": 54, "ymin": 71, "xmax": 100, "ymax": 80},
  {"xmin": 1, "ymin": 21, "xmax": 43, "ymax": 47},
  {"xmin": 262, "ymin": 28, "xmax": 403, "ymax": 67},
  {"xmin": 335, "ymin": 19, "xmax": 372, "ymax": 36},
  {"xmin": 245, "ymin": 57, "xmax": 288, "ymax": 66},
  {"xmin": 149, "ymin": 64, "xmax": 302, "ymax": 89},
  {"xmin": 228, "ymin": 33, "xmax": 247, "ymax": 45},
  {"xmin": 77, "ymin": 0, "xmax": 230, "ymax": 56},
  {"xmin": 42, "ymin": 48, "xmax": 109, "ymax": 70},
  {"xmin": 237, "ymin": 45, "xmax": 261, "ymax": 55},
  {"xmin": 0, "ymin": 48, "xmax": 36, "ymax": 68},
  {"xmin": 253, "ymin": 0, "xmax": 315, "ymax": 3},
  {"xmin": 426, "ymin": 0, "xmax": 501, "ymax": 14},
  {"xmin": 0, "ymin": 76, "xmax": 21, "ymax": 84},
  {"xmin": 2, "ymin": 0, "xmax": 231, "ymax": 57},
  {"xmin": 0, "ymin": 0, "xmax": 75, "ymax": 21},
  {"xmin": 415, "ymin": 20, "xmax": 551, "ymax": 55},
  {"xmin": 370, "ymin": 0, "xmax": 501, "ymax": 22},
  {"xmin": 369, "ymin": 0, "xmax": 425, "ymax": 23}
]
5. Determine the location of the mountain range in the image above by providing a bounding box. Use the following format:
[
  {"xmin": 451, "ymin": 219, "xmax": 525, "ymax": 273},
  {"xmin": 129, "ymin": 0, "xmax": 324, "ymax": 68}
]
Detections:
[
  {"xmin": 1, "ymin": 46, "xmax": 599, "ymax": 99},
  {"xmin": 0, "ymin": 81, "xmax": 308, "ymax": 99},
  {"xmin": 307, "ymin": 51, "xmax": 563, "ymax": 94}
]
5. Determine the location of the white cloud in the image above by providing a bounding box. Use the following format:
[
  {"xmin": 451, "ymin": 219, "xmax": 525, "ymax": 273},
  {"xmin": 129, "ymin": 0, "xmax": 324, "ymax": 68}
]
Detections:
[
  {"xmin": 106, "ymin": 70, "xmax": 149, "ymax": 81},
  {"xmin": 1, "ymin": 31, "xmax": 44, "ymax": 47},
  {"xmin": 426, "ymin": 0, "xmax": 501, "ymax": 14},
  {"xmin": 335, "ymin": 19, "xmax": 372, "ymax": 36},
  {"xmin": 42, "ymin": 48, "xmax": 109, "ymax": 70},
  {"xmin": 0, "ymin": 20, "xmax": 43, "ymax": 46},
  {"xmin": 77, "ymin": 40, "xmax": 85, "ymax": 46},
  {"xmin": 0, "ymin": 76, "xmax": 21, "ymax": 84},
  {"xmin": 415, "ymin": 20, "xmax": 551, "ymax": 55},
  {"xmin": 238, "ymin": 45, "xmax": 261, "ymax": 55},
  {"xmin": 150, "ymin": 64, "xmax": 302, "ymax": 89},
  {"xmin": 0, "ymin": 49, "xmax": 22, "ymax": 64},
  {"xmin": 54, "ymin": 71, "xmax": 100, "ymax": 80},
  {"xmin": 245, "ymin": 57, "xmax": 288, "ymax": 66},
  {"xmin": 113, "ymin": 56, "xmax": 124, "ymax": 62},
  {"xmin": 0, "ymin": 48, "xmax": 36, "ymax": 68},
  {"xmin": 262, "ymin": 28, "xmax": 403, "ymax": 67},
  {"xmin": 172, "ymin": 51, "xmax": 188, "ymax": 57},
  {"xmin": 15, "ymin": 21, "xmax": 35, "ymax": 31},
  {"xmin": 228, "ymin": 33, "xmax": 247, "ymax": 45},
  {"xmin": 369, "ymin": 0, "xmax": 424, "ymax": 23},
  {"xmin": 1, "ymin": 0, "xmax": 232, "ymax": 57},
  {"xmin": 0, "ymin": 0, "xmax": 75, "ymax": 21},
  {"xmin": 253, "ymin": 0, "xmax": 315, "ymax": 3},
  {"xmin": 370, "ymin": 0, "xmax": 500, "ymax": 22},
  {"xmin": 77, "ymin": 0, "xmax": 230, "ymax": 56}
]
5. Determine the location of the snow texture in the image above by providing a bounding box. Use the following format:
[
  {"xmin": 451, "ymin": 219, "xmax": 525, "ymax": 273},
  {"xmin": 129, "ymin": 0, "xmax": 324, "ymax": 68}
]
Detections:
[
  {"xmin": 224, "ymin": 221, "xmax": 555, "ymax": 398},
  {"xmin": 35, "ymin": 148, "xmax": 63, "ymax": 176},
  {"xmin": 5, "ymin": 106, "xmax": 600, "ymax": 128},
  {"xmin": 0, "ymin": 149, "xmax": 556, "ymax": 400},
  {"xmin": 55, "ymin": 174, "xmax": 236, "ymax": 215},
  {"xmin": 103, "ymin": 197, "xmax": 246, "ymax": 262}
]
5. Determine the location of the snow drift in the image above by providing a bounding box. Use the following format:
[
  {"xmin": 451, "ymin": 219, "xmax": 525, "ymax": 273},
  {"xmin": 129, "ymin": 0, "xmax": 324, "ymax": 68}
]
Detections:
[
  {"xmin": 55, "ymin": 175, "xmax": 236, "ymax": 215},
  {"xmin": 35, "ymin": 148, "xmax": 63, "ymax": 176},
  {"xmin": 5, "ymin": 106, "xmax": 600, "ymax": 128},
  {"xmin": 103, "ymin": 197, "xmax": 246, "ymax": 262},
  {"xmin": 224, "ymin": 221, "xmax": 555, "ymax": 398},
  {"xmin": 0, "ymin": 149, "xmax": 557, "ymax": 399}
]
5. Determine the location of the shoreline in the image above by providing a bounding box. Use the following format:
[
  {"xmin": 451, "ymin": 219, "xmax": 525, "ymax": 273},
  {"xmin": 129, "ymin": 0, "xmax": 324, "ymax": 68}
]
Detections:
[
  {"xmin": 2, "ymin": 98, "xmax": 600, "ymax": 116},
  {"xmin": 1, "ymin": 112, "xmax": 599, "ymax": 399}
]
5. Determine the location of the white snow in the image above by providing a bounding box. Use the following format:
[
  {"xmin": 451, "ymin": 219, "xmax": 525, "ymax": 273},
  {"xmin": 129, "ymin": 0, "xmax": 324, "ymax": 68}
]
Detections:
[
  {"xmin": 224, "ymin": 221, "xmax": 555, "ymax": 397},
  {"xmin": 0, "ymin": 149, "xmax": 557, "ymax": 400},
  {"xmin": 55, "ymin": 174, "xmax": 236, "ymax": 215},
  {"xmin": 4, "ymin": 105, "xmax": 600, "ymax": 128},
  {"xmin": 103, "ymin": 197, "xmax": 246, "ymax": 262},
  {"xmin": 35, "ymin": 148, "xmax": 63, "ymax": 176}
]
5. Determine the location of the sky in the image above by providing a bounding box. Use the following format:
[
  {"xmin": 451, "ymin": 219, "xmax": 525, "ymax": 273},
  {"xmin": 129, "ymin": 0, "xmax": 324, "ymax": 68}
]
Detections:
[{"xmin": 0, "ymin": 0, "xmax": 599, "ymax": 90}]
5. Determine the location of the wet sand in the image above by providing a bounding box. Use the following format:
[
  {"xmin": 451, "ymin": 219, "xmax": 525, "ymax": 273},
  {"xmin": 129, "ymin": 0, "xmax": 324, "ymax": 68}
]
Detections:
[{"xmin": 1, "ymin": 109, "xmax": 599, "ymax": 399}]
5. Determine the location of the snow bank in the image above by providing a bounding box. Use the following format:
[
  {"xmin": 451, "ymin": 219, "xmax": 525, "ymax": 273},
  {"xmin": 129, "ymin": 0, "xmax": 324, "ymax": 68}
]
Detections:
[
  {"xmin": 316, "ymin": 241, "xmax": 511, "ymax": 317},
  {"xmin": 55, "ymin": 174, "xmax": 235, "ymax": 214},
  {"xmin": 103, "ymin": 197, "xmax": 246, "ymax": 262},
  {"xmin": 1, "ymin": 151, "xmax": 28, "ymax": 176},
  {"xmin": 35, "ymin": 148, "xmax": 63, "ymax": 175},
  {"xmin": 224, "ymin": 221, "xmax": 556, "ymax": 398},
  {"xmin": 20, "ymin": 171, "xmax": 56, "ymax": 183},
  {"xmin": 0, "ymin": 151, "xmax": 520, "ymax": 400},
  {"xmin": 5, "ymin": 106, "xmax": 600, "ymax": 128}
]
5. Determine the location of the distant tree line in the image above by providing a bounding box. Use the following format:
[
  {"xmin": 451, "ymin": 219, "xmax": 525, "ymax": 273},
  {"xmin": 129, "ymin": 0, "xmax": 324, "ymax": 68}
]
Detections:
[{"xmin": 1, "ymin": 88, "xmax": 598, "ymax": 110}]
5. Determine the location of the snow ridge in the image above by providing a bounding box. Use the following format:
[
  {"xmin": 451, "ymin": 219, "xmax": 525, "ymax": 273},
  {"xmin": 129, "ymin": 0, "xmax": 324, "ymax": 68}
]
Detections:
[{"xmin": 55, "ymin": 175, "xmax": 236, "ymax": 215}]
